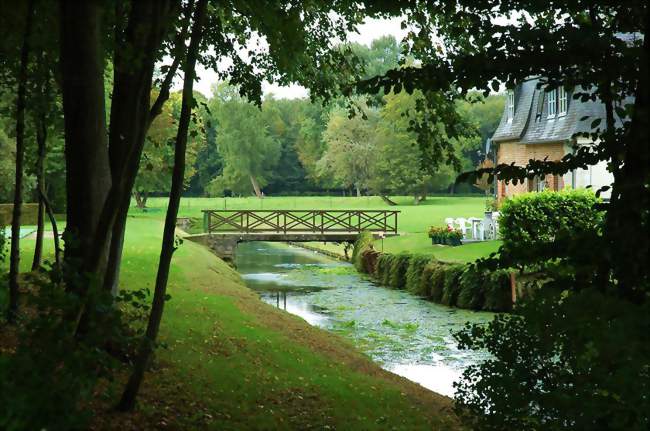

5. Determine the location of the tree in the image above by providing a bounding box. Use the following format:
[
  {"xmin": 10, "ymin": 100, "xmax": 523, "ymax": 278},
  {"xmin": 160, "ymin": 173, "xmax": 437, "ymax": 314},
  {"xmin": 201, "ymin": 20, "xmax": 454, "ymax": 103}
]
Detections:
[
  {"xmin": 118, "ymin": 0, "xmax": 208, "ymax": 411},
  {"xmin": 370, "ymin": 90, "xmax": 478, "ymax": 201},
  {"xmin": 318, "ymin": 105, "xmax": 378, "ymax": 196},
  {"xmin": 207, "ymin": 84, "xmax": 280, "ymax": 197},
  {"xmin": 456, "ymin": 91, "xmax": 506, "ymax": 165},
  {"xmin": 6, "ymin": 0, "xmax": 34, "ymax": 322},
  {"xmin": 355, "ymin": 2, "xmax": 648, "ymax": 428},
  {"xmin": 133, "ymin": 91, "xmax": 202, "ymax": 208},
  {"xmin": 295, "ymin": 104, "xmax": 328, "ymax": 187}
]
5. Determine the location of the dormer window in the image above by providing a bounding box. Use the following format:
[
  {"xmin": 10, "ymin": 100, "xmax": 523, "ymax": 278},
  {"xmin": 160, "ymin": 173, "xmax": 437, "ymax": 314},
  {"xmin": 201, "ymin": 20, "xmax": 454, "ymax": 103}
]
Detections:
[
  {"xmin": 548, "ymin": 89, "xmax": 557, "ymax": 118},
  {"xmin": 558, "ymin": 87, "xmax": 568, "ymax": 116},
  {"xmin": 506, "ymin": 91, "xmax": 515, "ymax": 122}
]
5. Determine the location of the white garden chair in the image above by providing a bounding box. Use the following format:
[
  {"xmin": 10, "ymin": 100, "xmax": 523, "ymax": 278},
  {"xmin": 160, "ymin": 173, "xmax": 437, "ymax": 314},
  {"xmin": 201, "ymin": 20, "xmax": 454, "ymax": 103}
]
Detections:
[{"xmin": 454, "ymin": 218, "xmax": 470, "ymax": 238}]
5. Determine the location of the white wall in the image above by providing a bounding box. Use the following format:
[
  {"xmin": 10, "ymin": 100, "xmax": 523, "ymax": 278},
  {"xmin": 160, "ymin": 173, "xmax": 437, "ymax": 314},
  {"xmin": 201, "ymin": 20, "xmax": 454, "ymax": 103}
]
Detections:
[{"xmin": 568, "ymin": 139, "xmax": 614, "ymax": 199}]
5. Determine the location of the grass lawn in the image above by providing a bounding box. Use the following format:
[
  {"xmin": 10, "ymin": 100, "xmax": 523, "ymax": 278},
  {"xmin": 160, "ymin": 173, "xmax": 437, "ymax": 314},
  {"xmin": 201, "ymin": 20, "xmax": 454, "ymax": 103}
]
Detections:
[
  {"xmin": 141, "ymin": 195, "xmax": 498, "ymax": 262},
  {"xmin": 2, "ymin": 214, "xmax": 460, "ymax": 430}
]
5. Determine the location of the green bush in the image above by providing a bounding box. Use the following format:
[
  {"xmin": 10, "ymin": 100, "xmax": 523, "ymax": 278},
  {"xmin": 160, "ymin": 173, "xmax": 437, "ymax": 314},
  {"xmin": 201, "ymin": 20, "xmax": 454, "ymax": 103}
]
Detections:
[
  {"xmin": 499, "ymin": 189, "xmax": 603, "ymax": 249},
  {"xmin": 375, "ymin": 254, "xmax": 392, "ymax": 286},
  {"xmin": 457, "ymin": 266, "xmax": 486, "ymax": 310},
  {"xmin": 429, "ymin": 263, "xmax": 447, "ymax": 302},
  {"xmin": 405, "ymin": 255, "xmax": 431, "ymax": 295},
  {"xmin": 388, "ymin": 254, "xmax": 411, "ymax": 289},
  {"xmin": 419, "ymin": 261, "xmax": 437, "ymax": 298},
  {"xmin": 483, "ymin": 269, "xmax": 512, "ymax": 311},
  {"xmin": 441, "ymin": 265, "xmax": 464, "ymax": 306},
  {"xmin": 352, "ymin": 232, "xmax": 375, "ymax": 272}
]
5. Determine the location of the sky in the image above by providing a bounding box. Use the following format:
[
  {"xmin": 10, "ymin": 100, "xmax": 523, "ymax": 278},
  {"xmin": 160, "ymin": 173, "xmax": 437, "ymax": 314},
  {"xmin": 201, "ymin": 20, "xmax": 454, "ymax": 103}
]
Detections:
[{"xmin": 189, "ymin": 17, "xmax": 409, "ymax": 100}]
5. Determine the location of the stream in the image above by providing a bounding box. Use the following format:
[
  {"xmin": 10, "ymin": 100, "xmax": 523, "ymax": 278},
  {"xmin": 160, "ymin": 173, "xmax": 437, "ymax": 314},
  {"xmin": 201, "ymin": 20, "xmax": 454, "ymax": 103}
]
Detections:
[{"xmin": 236, "ymin": 241, "xmax": 494, "ymax": 397}]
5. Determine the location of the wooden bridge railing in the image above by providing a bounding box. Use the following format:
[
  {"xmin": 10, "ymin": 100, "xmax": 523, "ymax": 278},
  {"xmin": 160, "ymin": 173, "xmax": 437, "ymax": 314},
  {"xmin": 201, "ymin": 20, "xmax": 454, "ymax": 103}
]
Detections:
[{"xmin": 201, "ymin": 210, "xmax": 399, "ymax": 235}]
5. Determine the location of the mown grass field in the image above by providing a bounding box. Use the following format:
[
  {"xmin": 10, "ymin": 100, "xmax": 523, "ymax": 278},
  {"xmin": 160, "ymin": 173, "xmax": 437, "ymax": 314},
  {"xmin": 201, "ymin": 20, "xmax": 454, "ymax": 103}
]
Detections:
[
  {"xmin": 2, "ymin": 213, "xmax": 460, "ymax": 430},
  {"xmin": 141, "ymin": 195, "xmax": 500, "ymax": 262}
]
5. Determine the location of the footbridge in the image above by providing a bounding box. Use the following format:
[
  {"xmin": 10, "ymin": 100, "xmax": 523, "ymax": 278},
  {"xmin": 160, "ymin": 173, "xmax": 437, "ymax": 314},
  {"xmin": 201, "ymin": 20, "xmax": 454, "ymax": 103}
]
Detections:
[{"xmin": 187, "ymin": 209, "xmax": 399, "ymax": 262}]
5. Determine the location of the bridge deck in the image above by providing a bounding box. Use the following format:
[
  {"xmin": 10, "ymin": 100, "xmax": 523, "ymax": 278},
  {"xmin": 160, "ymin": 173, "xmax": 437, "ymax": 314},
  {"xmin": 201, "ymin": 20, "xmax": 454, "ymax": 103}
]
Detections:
[
  {"xmin": 201, "ymin": 231, "xmax": 397, "ymax": 242},
  {"xmin": 202, "ymin": 209, "xmax": 400, "ymax": 237}
]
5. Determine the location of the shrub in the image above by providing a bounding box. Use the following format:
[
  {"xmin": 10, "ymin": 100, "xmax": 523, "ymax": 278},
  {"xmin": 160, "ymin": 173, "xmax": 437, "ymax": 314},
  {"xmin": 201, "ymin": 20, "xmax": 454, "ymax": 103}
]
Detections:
[
  {"xmin": 352, "ymin": 232, "xmax": 375, "ymax": 272},
  {"xmin": 483, "ymin": 269, "xmax": 513, "ymax": 311},
  {"xmin": 457, "ymin": 266, "xmax": 487, "ymax": 310},
  {"xmin": 499, "ymin": 189, "xmax": 603, "ymax": 250},
  {"xmin": 405, "ymin": 255, "xmax": 432, "ymax": 295},
  {"xmin": 429, "ymin": 263, "xmax": 447, "ymax": 302},
  {"xmin": 441, "ymin": 265, "xmax": 464, "ymax": 306},
  {"xmin": 388, "ymin": 254, "xmax": 411, "ymax": 289},
  {"xmin": 419, "ymin": 261, "xmax": 437, "ymax": 298},
  {"xmin": 375, "ymin": 254, "xmax": 392, "ymax": 286}
]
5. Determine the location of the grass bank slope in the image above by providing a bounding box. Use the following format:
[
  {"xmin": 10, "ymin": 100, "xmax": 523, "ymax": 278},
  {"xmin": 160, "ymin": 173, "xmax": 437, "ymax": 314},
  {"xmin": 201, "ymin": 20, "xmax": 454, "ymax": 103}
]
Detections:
[{"xmin": 5, "ymin": 216, "xmax": 460, "ymax": 430}]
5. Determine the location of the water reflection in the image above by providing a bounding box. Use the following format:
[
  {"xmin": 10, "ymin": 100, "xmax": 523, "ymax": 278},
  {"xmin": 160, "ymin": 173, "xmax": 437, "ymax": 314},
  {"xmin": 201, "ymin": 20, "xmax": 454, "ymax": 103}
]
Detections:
[{"xmin": 236, "ymin": 241, "xmax": 493, "ymax": 397}]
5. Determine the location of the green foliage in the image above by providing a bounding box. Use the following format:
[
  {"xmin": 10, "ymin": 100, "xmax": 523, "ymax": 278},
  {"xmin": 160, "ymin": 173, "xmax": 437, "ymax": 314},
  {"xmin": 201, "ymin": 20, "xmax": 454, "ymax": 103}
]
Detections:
[
  {"xmin": 454, "ymin": 290, "xmax": 650, "ymax": 430},
  {"xmin": 388, "ymin": 253, "xmax": 411, "ymax": 289},
  {"xmin": 456, "ymin": 267, "xmax": 486, "ymax": 310},
  {"xmin": 482, "ymin": 270, "xmax": 512, "ymax": 312},
  {"xmin": 418, "ymin": 261, "xmax": 438, "ymax": 299},
  {"xmin": 405, "ymin": 255, "xmax": 431, "ymax": 295},
  {"xmin": 441, "ymin": 265, "xmax": 464, "ymax": 306},
  {"xmin": 135, "ymin": 91, "xmax": 202, "ymax": 205},
  {"xmin": 351, "ymin": 231, "xmax": 374, "ymax": 272},
  {"xmin": 499, "ymin": 189, "xmax": 603, "ymax": 252},
  {"xmin": 0, "ymin": 265, "xmax": 150, "ymax": 430},
  {"xmin": 207, "ymin": 83, "xmax": 281, "ymax": 196},
  {"xmin": 428, "ymin": 226, "xmax": 463, "ymax": 246},
  {"xmin": 317, "ymin": 104, "xmax": 378, "ymax": 195},
  {"xmin": 428, "ymin": 263, "xmax": 447, "ymax": 302},
  {"xmin": 375, "ymin": 253, "xmax": 392, "ymax": 286}
]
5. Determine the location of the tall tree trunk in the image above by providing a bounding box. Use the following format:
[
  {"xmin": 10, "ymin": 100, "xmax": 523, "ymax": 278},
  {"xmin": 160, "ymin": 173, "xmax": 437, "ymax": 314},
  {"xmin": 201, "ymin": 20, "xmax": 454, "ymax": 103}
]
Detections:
[
  {"xmin": 606, "ymin": 29, "xmax": 649, "ymax": 301},
  {"xmin": 250, "ymin": 175, "xmax": 263, "ymax": 198},
  {"xmin": 32, "ymin": 113, "xmax": 47, "ymax": 271},
  {"xmin": 7, "ymin": 0, "xmax": 35, "ymax": 323},
  {"xmin": 356, "ymin": 185, "xmax": 361, "ymax": 197},
  {"xmin": 39, "ymin": 188, "xmax": 61, "ymax": 267},
  {"xmin": 134, "ymin": 191, "xmax": 145, "ymax": 209},
  {"xmin": 60, "ymin": 0, "xmax": 111, "ymax": 273},
  {"xmin": 117, "ymin": 0, "xmax": 207, "ymax": 410},
  {"xmin": 100, "ymin": 0, "xmax": 178, "ymax": 296}
]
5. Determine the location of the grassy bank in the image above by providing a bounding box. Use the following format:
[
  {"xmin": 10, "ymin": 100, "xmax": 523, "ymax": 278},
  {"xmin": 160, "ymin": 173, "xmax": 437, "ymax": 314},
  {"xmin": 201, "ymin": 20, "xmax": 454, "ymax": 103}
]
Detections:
[
  {"xmin": 2, "ymin": 215, "xmax": 460, "ymax": 430},
  {"xmin": 140, "ymin": 195, "xmax": 498, "ymax": 260}
]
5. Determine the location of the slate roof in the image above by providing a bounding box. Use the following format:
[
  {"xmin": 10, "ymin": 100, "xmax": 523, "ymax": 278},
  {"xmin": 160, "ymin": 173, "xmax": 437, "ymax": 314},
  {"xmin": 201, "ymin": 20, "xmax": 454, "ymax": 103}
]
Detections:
[{"xmin": 492, "ymin": 77, "xmax": 615, "ymax": 145}]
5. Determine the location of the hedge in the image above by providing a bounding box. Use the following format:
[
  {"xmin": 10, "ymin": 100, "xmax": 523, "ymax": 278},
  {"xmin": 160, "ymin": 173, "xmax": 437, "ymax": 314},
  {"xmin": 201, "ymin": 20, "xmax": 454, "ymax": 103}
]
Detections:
[
  {"xmin": 405, "ymin": 255, "xmax": 431, "ymax": 295},
  {"xmin": 499, "ymin": 189, "xmax": 603, "ymax": 250},
  {"xmin": 351, "ymin": 234, "xmax": 513, "ymax": 312},
  {"xmin": 0, "ymin": 203, "xmax": 40, "ymax": 226},
  {"xmin": 429, "ymin": 263, "xmax": 447, "ymax": 302}
]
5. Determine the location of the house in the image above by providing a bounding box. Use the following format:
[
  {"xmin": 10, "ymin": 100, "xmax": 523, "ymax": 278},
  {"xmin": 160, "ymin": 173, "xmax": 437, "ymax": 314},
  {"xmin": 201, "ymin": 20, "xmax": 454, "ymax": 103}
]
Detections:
[{"xmin": 491, "ymin": 77, "xmax": 615, "ymax": 201}]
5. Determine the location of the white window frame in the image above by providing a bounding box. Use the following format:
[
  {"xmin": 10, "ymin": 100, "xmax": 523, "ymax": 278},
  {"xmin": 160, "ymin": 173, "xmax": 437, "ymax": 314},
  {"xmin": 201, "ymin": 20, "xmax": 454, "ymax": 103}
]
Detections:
[
  {"xmin": 548, "ymin": 89, "xmax": 557, "ymax": 118},
  {"xmin": 558, "ymin": 87, "xmax": 568, "ymax": 116},
  {"xmin": 506, "ymin": 91, "xmax": 515, "ymax": 123}
]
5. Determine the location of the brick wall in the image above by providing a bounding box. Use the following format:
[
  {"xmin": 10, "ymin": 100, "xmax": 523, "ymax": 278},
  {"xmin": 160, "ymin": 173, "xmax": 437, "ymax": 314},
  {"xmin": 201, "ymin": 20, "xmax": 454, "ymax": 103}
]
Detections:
[{"xmin": 496, "ymin": 141, "xmax": 567, "ymax": 200}]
